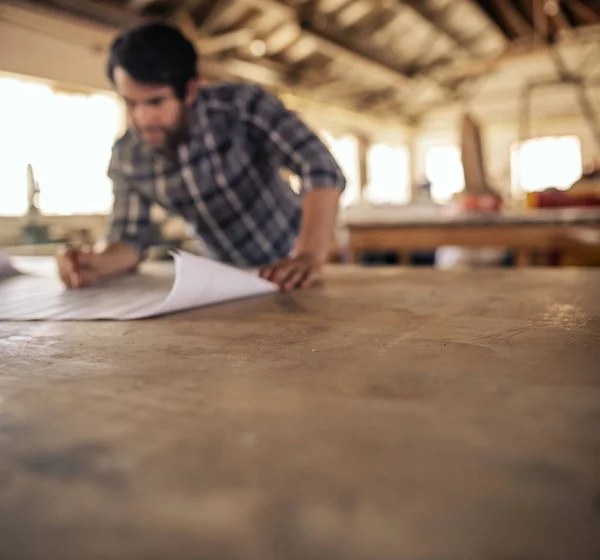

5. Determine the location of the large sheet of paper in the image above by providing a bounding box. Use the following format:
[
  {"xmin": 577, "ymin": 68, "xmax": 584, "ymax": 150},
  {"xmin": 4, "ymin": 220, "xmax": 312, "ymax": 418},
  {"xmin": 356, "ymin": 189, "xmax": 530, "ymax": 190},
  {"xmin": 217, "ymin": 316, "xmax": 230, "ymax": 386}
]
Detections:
[
  {"xmin": 0, "ymin": 250, "xmax": 19, "ymax": 279},
  {"xmin": 0, "ymin": 250, "xmax": 277, "ymax": 321}
]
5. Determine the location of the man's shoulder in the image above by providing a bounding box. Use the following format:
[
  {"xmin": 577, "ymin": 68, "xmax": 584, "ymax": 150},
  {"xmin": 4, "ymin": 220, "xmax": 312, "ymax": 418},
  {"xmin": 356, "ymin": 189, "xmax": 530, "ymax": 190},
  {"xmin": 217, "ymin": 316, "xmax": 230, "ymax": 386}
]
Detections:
[
  {"xmin": 109, "ymin": 130, "xmax": 148, "ymax": 175},
  {"xmin": 199, "ymin": 81, "xmax": 273, "ymax": 112},
  {"xmin": 111, "ymin": 129, "xmax": 137, "ymax": 156}
]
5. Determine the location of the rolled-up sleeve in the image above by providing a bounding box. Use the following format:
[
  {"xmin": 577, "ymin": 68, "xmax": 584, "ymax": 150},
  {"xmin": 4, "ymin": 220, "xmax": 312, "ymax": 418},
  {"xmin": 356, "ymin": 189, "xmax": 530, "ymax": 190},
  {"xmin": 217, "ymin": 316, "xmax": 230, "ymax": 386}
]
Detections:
[
  {"xmin": 241, "ymin": 85, "xmax": 346, "ymax": 195},
  {"xmin": 105, "ymin": 150, "xmax": 153, "ymax": 257}
]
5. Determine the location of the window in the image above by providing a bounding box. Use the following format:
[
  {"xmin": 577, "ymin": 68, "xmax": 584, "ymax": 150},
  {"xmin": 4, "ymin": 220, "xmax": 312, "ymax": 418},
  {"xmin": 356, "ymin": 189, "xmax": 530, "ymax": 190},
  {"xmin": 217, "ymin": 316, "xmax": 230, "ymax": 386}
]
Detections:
[
  {"xmin": 364, "ymin": 143, "xmax": 410, "ymax": 205},
  {"xmin": 0, "ymin": 75, "xmax": 123, "ymax": 216},
  {"xmin": 425, "ymin": 146, "xmax": 465, "ymax": 204},
  {"xmin": 321, "ymin": 131, "xmax": 360, "ymax": 207},
  {"xmin": 511, "ymin": 136, "xmax": 582, "ymax": 196}
]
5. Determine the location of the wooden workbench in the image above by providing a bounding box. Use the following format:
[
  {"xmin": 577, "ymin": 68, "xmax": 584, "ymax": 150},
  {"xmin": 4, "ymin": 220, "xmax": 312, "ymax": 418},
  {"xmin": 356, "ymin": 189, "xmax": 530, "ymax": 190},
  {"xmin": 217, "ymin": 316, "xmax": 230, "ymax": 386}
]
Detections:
[
  {"xmin": 346, "ymin": 209, "xmax": 600, "ymax": 265},
  {"xmin": 1, "ymin": 266, "xmax": 599, "ymax": 559}
]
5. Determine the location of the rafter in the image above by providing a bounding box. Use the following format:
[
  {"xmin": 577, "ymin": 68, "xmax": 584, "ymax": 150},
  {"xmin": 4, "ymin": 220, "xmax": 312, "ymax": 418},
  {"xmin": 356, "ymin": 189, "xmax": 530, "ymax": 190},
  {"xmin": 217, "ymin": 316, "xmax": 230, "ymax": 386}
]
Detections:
[
  {"xmin": 36, "ymin": 0, "xmax": 141, "ymax": 27},
  {"xmin": 352, "ymin": 9, "xmax": 400, "ymax": 40},
  {"xmin": 253, "ymin": 0, "xmax": 461, "ymax": 96},
  {"xmin": 399, "ymin": 0, "xmax": 482, "ymax": 54},
  {"xmin": 199, "ymin": 29, "xmax": 254, "ymax": 55},
  {"xmin": 0, "ymin": 0, "xmax": 116, "ymax": 48},
  {"xmin": 569, "ymin": 0, "xmax": 600, "ymax": 24},
  {"xmin": 493, "ymin": 0, "xmax": 533, "ymax": 37},
  {"xmin": 532, "ymin": 0, "xmax": 548, "ymax": 44},
  {"xmin": 312, "ymin": 79, "xmax": 388, "ymax": 100},
  {"xmin": 199, "ymin": 1, "xmax": 249, "ymax": 33},
  {"xmin": 263, "ymin": 22, "xmax": 302, "ymax": 56},
  {"xmin": 545, "ymin": 1, "xmax": 574, "ymax": 36},
  {"xmin": 235, "ymin": 0, "xmax": 412, "ymax": 87},
  {"xmin": 336, "ymin": 0, "xmax": 373, "ymax": 28},
  {"xmin": 459, "ymin": 0, "xmax": 510, "ymax": 39},
  {"xmin": 128, "ymin": 0, "xmax": 179, "ymax": 11}
]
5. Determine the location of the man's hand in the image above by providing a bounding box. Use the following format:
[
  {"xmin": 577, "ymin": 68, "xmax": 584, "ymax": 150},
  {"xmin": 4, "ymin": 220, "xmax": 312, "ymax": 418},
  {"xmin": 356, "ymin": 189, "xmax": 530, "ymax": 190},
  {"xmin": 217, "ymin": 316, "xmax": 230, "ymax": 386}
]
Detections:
[
  {"xmin": 259, "ymin": 253, "xmax": 323, "ymax": 291},
  {"xmin": 56, "ymin": 242, "xmax": 140, "ymax": 289},
  {"xmin": 56, "ymin": 247, "xmax": 103, "ymax": 289}
]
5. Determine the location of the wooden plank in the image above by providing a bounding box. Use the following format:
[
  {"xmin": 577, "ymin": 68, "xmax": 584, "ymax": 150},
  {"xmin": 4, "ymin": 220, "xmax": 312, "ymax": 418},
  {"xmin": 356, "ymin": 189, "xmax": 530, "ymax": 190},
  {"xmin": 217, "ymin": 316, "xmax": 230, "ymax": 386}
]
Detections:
[
  {"xmin": 0, "ymin": 265, "xmax": 599, "ymax": 558},
  {"xmin": 401, "ymin": 0, "xmax": 498, "ymax": 53},
  {"xmin": 200, "ymin": 0, "xmax": 250, "ymax": 33},
  {"xmin": 263, "ymin": 21, "xmax": 302, "ymax": 55},
  {"xmin": 569, "ymin": 0, "xmax": 600, "ymax": 24},
  {"xmin": 234, "ymin": 0, "xmax": 412, "ymax": 86},
  {"xmin": 198, "ymin": 29, "xmax": 254, "ymax": 55},
  {"xmin": 546, "ymin": 1, "xmax": 574, "ymax": 36},
  {"xmin": 533, "ymin": 0, "xmax": 548, "ymax": 44},
  {"xmin": 346, "ymin": 222, "xmax": 600, "ymax": 257},
  {"xmin": 128, "ymin": 0, "xmax": 179, "ymax": 10},
  {"xmin": 494, "ymin": 0, "xmax": 533, "ymax": 37}
]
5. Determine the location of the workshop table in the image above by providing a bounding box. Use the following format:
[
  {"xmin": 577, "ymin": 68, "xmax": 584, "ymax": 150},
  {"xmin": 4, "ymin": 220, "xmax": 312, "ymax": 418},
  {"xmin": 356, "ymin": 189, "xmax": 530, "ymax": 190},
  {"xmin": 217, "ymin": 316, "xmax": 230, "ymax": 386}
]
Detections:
[
  {"xmin": 1, "ymin": 266, "xmax": 599, "ymax": 559},
  {"xmin": 346, "ymin": 208, "xmax": 600, "ymax": 265}
]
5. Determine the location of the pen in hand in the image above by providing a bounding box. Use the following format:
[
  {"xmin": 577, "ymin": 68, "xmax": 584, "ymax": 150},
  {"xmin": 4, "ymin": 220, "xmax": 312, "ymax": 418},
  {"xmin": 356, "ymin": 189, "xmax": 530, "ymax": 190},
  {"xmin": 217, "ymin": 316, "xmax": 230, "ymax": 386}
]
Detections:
[{"xmin": 64, "ymin": 245, "xmax": 81, "ymax": 288}]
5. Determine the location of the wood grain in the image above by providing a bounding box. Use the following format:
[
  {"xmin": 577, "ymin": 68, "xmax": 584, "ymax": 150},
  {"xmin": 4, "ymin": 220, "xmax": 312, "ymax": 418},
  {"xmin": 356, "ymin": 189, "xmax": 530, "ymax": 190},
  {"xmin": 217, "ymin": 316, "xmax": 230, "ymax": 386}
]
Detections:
[
  {"xmin": 0, "ymin": 266, "xmax": 599, "ymax": 559},
  {"xmin": 347, "ymin": 222, "xmax": 600, "ymax": 264}
]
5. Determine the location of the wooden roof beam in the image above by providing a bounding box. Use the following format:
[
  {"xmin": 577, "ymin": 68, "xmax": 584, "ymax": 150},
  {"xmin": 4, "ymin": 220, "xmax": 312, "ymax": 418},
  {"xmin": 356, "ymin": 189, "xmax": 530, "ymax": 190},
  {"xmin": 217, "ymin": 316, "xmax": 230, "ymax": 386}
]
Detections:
[
  {"xmin": 493, "ymin": 0, "xmax": 533, "ymax": 38},
  {"xmin": 399, "ymin": 0, "xmax": 483, "ymax": 54},
  {"xmin": 40, "ymin": 0, "xmax": 141, "ymax": 27},
  {"xmin": 262, "ymin": 21, "xmax": 302, "ymax": 56},
  {"xmin": 199, "ymin": 1, "xmax": 250, "ymax": 33},
  {"xmin": 174, "ymin": 5, "xmax": 293, "ymax": 92},
  {"xmin": 569, "ymin": 0, "xmax": 600, "ymax": 24},
  {"xmin": 235, "ymin": 0, "xmax": 412, "ymax": 87},
  {"xmin": 544, "ymin": 0, "xmax": 574, "ymax": 37},
  {"xmin": 198, "ymin": 29, "xmax": 255, "ymax": 55},
  {"xmin": 128, "ymin": 0, "xmax": 179, "ymax": 10},
  {"xmin": 459, "ymin": 0, "xmax": 512, "ymax": 42},
  {"xmin": 532, "ymin": 0, "xmax": 549, "ymax": 44}
]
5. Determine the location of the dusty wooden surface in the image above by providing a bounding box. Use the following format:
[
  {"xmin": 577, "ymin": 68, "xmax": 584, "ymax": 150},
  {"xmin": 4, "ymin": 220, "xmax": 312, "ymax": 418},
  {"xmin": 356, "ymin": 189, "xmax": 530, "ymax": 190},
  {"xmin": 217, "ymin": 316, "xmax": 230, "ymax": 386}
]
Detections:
[{"xmin": 1, "ymin": 266, "xmax": 599, "ymax": 559}]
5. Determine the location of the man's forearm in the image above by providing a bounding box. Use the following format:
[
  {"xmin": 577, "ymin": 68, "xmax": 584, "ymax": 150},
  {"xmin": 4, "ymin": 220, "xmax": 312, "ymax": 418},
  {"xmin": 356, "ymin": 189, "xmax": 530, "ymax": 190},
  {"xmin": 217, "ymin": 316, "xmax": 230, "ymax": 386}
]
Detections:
[
  {"xmin": 96, "ymin": 241, "xmax": 141, "ymax": 277},
  {"xmin": 294, "ymin": 189, "xmax": 341, "ymax": 264}
]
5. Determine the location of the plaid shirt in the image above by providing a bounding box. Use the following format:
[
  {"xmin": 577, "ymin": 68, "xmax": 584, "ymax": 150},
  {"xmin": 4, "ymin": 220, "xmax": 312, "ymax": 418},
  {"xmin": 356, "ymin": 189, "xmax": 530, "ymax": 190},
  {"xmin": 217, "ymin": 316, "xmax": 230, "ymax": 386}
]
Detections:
[{"xmin": 106, "ymin": 82, "xmax": 346, "ymax": 266}]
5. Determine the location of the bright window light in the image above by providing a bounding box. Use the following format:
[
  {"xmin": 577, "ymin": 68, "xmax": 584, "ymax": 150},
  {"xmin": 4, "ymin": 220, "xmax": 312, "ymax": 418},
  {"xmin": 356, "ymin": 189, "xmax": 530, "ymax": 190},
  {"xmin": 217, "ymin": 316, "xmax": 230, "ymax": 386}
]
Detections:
[
  {"xmin": 321, "ymin": 131, "xmax": 360, "ymax": 207},
  {"xmin": 511, "ymin": 135, "xmax": 582, "ymax": 196},
  {"xmin": 425, "ymin": 146, "xmax": 465, "ymax": 204},
  {"xmin": 364, "ymin": 143, "xmax": 410, "ymax": 205},
  {"xmin": 0, "ymin": 75, "xmax": 122, "ymax": 216}
]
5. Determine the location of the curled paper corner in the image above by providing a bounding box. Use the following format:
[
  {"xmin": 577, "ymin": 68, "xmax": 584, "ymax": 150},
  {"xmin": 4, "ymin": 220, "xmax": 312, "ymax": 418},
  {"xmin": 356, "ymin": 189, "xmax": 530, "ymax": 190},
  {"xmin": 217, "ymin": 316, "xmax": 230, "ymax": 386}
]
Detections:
[{"xmin": 0, "ymin": 250, "xmax": 278, "ymax": 321}]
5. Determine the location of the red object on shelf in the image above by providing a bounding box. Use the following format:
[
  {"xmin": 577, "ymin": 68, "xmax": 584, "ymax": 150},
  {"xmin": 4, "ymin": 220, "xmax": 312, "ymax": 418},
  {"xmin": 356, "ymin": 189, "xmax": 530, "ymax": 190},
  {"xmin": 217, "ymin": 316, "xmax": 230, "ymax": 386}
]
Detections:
[
  {"xmin": 528, "ymin": 190, "xmax": 600, "ymax": 208},
  {"xmin": 460, "ymin": 194, "xmax": 503, "ymax": 213}
]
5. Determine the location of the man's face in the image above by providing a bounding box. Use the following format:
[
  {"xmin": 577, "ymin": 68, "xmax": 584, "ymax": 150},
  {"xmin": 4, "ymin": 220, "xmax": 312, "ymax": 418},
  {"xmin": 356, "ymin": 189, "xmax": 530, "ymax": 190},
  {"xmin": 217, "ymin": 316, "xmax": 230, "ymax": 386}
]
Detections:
[{"xmin": 113, "ymin": 67, "xmax": 195, "ymax": 152}]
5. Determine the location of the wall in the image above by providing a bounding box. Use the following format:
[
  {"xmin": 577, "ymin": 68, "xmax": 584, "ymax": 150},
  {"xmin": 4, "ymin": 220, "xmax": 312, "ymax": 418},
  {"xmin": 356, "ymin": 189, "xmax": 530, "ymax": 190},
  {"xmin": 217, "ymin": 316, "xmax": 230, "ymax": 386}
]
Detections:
[
  {"xmin": 413, "ymin": 44, "xmax": 600, "ymax": 199},
  {"xmin": 0, "ymin": 4, "xmax": 115, "ymax": 246},
  {"xmin": 415, "ymin": 109, "xmax": 600, "ymax": 200},
  {"xmin": 0, "ymin": 215, "xmax": 108, "ymax": 248},
  {"xmin": 0, "ymin": 6, "xmax": 113, "ymax": 92}
]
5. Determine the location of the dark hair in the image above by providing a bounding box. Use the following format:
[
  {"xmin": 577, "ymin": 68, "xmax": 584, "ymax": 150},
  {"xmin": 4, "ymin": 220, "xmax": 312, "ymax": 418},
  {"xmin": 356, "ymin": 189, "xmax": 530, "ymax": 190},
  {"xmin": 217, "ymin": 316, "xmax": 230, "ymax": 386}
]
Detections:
[{"xmin": 107, "ymin": 22, "xmax": 198, "ymax": 99}]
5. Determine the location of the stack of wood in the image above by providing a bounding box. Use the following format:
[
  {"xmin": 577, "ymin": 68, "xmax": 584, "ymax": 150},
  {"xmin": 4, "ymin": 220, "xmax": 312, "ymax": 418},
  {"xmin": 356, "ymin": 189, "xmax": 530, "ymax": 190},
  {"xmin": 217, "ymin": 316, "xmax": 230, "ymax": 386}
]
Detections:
[{"xmin": 458, "ymin": 113, "xmax": 503, "ymax": 212}]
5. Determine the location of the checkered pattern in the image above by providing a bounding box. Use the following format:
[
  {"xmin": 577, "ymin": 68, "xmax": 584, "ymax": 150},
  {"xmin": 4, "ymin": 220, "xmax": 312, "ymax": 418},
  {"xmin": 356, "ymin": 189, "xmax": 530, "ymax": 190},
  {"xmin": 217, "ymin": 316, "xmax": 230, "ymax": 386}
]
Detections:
[{"xmin": 106, "ymin": 82, "xmax": 346, "ymax": 266}]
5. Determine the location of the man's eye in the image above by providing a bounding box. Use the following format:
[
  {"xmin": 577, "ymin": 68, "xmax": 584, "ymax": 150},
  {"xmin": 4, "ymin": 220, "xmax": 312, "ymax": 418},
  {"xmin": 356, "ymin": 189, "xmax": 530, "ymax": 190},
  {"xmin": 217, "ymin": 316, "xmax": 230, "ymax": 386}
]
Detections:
[{"xmin": 147, "ymin": 98, "xmax": 164, "ymax": 106}]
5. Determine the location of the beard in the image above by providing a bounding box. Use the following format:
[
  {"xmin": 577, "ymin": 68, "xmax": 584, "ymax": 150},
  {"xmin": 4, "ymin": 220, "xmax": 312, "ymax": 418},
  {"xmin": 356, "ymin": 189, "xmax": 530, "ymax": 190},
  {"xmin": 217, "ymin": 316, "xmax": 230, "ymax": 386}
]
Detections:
[{"xmin": 136, "ymin": 107, "xmax": 189, "ymax": 154}]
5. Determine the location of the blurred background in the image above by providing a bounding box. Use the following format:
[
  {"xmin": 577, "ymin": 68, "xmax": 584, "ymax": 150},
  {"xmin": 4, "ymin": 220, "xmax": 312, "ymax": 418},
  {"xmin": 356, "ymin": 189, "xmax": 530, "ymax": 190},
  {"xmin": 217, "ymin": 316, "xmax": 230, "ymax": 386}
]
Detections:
[{"xmin": 1, "ymin": 0, "xmax": 599, "ymax": 267}]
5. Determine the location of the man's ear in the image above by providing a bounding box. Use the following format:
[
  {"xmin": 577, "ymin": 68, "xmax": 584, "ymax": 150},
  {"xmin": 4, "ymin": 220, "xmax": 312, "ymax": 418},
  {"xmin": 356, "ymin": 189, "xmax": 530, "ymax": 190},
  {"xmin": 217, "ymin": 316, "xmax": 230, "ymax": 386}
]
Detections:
[{"xmin": 184, "ymin": 79, "xmax": 199, "ymax": 106}]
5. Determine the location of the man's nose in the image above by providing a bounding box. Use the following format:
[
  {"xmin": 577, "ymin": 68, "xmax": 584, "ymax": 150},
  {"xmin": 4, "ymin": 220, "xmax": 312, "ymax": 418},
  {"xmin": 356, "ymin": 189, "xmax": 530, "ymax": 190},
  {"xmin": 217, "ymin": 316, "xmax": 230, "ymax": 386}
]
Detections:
[{"xmin": 132, "ymin": 104, "xmax": 159, "ymax": 128}]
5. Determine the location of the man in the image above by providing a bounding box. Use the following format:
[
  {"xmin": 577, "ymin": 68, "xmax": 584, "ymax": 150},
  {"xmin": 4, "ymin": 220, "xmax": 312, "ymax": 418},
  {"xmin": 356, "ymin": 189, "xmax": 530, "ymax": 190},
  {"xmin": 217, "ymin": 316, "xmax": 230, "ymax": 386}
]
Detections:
[{"xmin": 57, "ymin": 22, "xmax": 345, "ymax": 291}]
